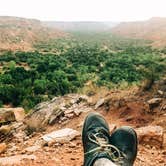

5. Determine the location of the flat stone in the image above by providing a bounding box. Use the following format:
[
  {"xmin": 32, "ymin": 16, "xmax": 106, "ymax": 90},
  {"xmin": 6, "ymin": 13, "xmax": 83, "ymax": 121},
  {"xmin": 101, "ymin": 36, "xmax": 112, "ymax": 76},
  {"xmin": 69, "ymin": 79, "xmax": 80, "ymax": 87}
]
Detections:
[
  {"xmin": 0, "ymin": 155, "xmax": 36, "ymax": 165},
  {"xmin": 42, "ymin": 128, "xmax": 80, "ymax": 144},
  {"xmin": 136, "ymin": 125, "xmax": 164, "ymax": 148},
  {"xmin": 64, "ymin": 109, "xmax": 74, "ymax": 114},
  {"xmin": 25, "ymin": 145, "xmax": 40, "ymax": 153}
]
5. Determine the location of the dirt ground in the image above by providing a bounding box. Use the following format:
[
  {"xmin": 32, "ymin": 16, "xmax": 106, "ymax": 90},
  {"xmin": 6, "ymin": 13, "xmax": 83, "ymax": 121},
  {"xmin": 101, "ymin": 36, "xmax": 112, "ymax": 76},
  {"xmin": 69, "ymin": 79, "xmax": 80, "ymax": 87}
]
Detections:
[{"xmin": 1, "ymin": 88, "xmax": 166, "ymax": 166}]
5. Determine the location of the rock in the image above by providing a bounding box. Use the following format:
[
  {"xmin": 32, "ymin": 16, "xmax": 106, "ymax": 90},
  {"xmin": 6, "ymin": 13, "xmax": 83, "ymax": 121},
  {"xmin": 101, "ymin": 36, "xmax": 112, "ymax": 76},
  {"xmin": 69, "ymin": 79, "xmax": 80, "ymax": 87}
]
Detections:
[
  {"xmin": 65, "ymin": 109, "xmax": 74, "ymax": 115},
  {"xmin": 41, "ymin": 128, "xmax": 80, "ymax": 145},
  {"xmin": 12, "ymin": 122, "xmax": 25, "ymax": 132},
  {"xmin": 59, "ymin": 117, "xmax": 68, "ymax": 122},
  {"xmin": 48, "ymin": 115, "xmax": 59, "ymax": 125},
  {"xmin": 0, "ymin": 125, "xmax": 12, "ymax": 134},
  {"xmin": 147, "ymin": 98, "xmax": 162, "ymax": 104},
  {"xmin": 161, "ymin": 104, "xmax": 166, "ymax": 111},
  {"xmin": 0, "ymin": 143, "xmax": 7, "ymax": 154},
  {"xmin": 25, "ymin": 145, "xmax": 40, "ymax": 153},
  {"xmin": 0, "ymin": 122, "xmax": 25, "ymax": 142},
  {"xmin": 157, "ymin": 90, "xmax": 164, "ymax": 96},
  {"xmin": 0, "ymin": 107, "xmax": 25, "ymax": 125},
  {"xmin": 0, "ymin": 155, "xmax": 36, "ymax": 165},
  {"xmin": 73, "ymin": 109, "xmax": 82, "ymax": 116},
  {"xmin": 12, "ymin": 107, "xmax": 25, "ymax": 122},
  {"xmin": 73, "ymin": 107, "xmax": 92, "ymax": 116},
  {"xmin": 147, "ymin": 98, "xmax": 162, "ymax": 109},
  {"xmin": 0, "ymin": 122, "xmax": 24, "ymax": 135},
  {"xmin": 25, "ymin": 94, "xmax": 90, "ymax": 130},
  {"xmin": 113, "ymin": 99, "xmax": 126, "ymax": 109},
  {"xmin": 95, "ymin": 98, "xmax": 105, "ymax": 109},
  {"xmin": 136, "ymin": 125, "xmax": 164, "ymax": 148},
  {"xmin": 0, "ymin": 109, "xmax": 15, "ymax": 124},
  {"xmin": 65, "ymin": 113, "xmax": 74, "ymax": 118}
]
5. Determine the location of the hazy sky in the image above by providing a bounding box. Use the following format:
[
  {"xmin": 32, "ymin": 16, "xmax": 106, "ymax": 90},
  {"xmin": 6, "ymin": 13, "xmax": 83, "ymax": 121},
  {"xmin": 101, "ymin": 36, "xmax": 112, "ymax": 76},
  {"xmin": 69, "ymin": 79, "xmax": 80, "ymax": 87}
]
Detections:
[{"xmin": 0, "ymin": 0, "xmax": 166, "ymax": 21}]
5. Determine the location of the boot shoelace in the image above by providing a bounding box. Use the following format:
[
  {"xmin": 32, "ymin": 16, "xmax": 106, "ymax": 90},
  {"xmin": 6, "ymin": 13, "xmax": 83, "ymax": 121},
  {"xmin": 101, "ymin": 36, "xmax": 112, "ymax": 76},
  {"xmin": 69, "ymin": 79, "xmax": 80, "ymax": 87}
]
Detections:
[{"xmin": 85, "ymin": 129, "xmax": 126, "ymax": 165}]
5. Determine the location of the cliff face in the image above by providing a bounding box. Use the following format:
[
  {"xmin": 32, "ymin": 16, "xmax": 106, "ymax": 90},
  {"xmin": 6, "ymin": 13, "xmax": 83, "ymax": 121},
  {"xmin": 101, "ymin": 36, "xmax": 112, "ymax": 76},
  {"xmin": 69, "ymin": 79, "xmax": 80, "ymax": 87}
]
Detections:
[{"xmin": 0, "ymin": 16, "xmax": 65, "ymax": 51}]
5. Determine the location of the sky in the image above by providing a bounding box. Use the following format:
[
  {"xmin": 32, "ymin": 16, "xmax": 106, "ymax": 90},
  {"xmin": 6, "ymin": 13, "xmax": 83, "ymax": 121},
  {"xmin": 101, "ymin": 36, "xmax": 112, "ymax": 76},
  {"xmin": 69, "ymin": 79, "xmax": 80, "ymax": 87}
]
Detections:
[{"xmin": 0, "ymin": 0, "xmax": 166, "ymax": 22}]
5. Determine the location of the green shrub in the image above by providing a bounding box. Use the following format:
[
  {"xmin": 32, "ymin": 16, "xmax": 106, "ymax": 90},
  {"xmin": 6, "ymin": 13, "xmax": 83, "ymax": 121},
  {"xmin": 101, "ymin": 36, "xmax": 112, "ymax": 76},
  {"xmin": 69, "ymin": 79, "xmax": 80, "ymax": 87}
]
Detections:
[{"xmin": 0, "ymin": 35, "xmax": 165, "ymax": 110}]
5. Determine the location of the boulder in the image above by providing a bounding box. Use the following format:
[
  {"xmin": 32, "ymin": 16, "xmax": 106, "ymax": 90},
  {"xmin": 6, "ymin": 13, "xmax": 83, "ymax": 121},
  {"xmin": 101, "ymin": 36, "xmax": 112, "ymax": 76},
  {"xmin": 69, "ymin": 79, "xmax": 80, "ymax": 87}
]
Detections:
[
  {"xmin": 136, "ymin": 125, "xmax": 164, "ymax": 148},
  {"xmin": 41, "ymin": 128, "xmax": 80, "ymax": 145},
  {"xmin": 25, "ymin": 94, "xmax": 90, "ymax": 130},
  {"xmin": 0, "ymin": 109, "xmax": 15, "ymax": 124},
  {"xmin": 0, "ymin": 107, "xmax": 25, "ymax": 125},
  {"xmin": 0, "ymin": 143, "xmax": 7, "ymax": 154}
]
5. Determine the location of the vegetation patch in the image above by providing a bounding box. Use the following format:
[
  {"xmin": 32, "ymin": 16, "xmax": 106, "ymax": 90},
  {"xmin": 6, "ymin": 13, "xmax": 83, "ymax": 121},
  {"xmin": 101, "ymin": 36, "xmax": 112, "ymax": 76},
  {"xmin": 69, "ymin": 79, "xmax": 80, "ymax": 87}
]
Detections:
[{"xmin": 0, "ymin": 33, "xmax": 165, "ymax": 110}]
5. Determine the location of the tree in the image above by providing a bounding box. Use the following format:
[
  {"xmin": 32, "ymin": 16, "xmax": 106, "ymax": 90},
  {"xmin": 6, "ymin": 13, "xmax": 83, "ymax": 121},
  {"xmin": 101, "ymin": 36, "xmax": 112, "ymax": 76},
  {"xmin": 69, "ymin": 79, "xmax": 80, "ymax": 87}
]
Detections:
[{"xmin": 34, "ymin": 79, "xmax": 47, "ymax": 94}]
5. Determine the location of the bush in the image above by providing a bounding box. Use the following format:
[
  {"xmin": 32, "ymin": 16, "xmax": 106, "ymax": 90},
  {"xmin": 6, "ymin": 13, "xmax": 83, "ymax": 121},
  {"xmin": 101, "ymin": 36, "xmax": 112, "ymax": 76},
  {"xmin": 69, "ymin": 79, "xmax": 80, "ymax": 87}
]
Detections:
[{"xmin": 0, "ymin": 36, "xmax": 165, "ymax": 110}]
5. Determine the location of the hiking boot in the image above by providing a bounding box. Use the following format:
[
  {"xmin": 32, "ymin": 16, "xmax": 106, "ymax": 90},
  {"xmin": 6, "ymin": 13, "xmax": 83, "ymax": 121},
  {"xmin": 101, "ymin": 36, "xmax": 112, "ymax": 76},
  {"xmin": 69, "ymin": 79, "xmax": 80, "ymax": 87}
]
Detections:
[
  {"xmin": 110, "ymin": 126, "xmax": 138, "ymax": 166},
  {"xmin": 82, "ymin": 112, "xmax": 125, "ymax": 166}
]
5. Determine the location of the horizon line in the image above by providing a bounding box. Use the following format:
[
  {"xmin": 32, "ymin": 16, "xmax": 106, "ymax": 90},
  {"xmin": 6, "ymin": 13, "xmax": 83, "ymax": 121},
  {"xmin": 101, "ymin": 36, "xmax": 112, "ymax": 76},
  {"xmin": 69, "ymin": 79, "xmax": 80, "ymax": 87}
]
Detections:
[{"xmin": 0, "ymin": 15, "xmax": 166, "ymax": 22}]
